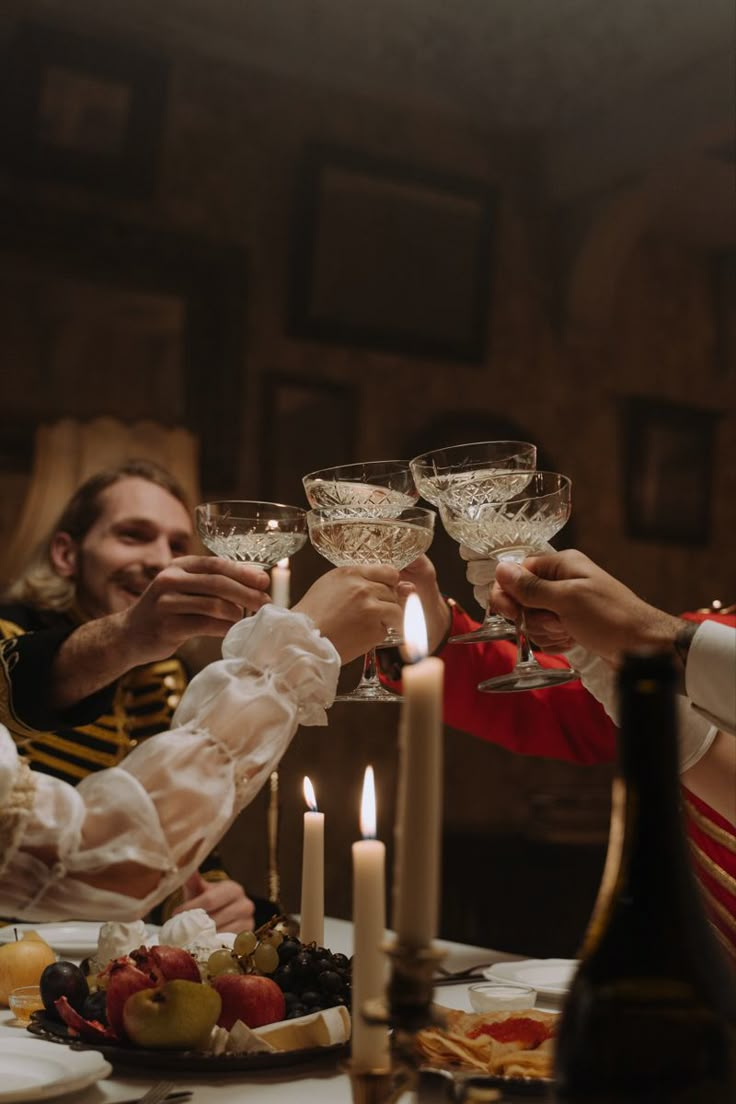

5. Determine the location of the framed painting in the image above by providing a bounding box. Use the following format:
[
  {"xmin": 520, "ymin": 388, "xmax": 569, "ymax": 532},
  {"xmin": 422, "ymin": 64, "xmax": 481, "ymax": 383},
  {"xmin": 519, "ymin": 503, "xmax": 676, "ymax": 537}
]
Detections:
[
  {"xmin": 621, "ymin": 397, "xmax": 720, "ymax": 545},
  {"xmin": 0, "ymin": 199, "xmax": 247, "ymax": 496},
  {"xmin": 288, "ymin": 145, "xmax": 496, "ymax": 363},
  {"xmin": 2, "ymin": 23, "xmax": 167, "ymax": 197}
]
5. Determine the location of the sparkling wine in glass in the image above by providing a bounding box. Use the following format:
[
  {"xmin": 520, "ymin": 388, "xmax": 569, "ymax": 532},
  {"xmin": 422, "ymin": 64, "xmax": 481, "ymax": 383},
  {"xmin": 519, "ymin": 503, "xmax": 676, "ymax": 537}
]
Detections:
[
  {"xmin": 441, "ymin": 471, "xmax": 577, "ymax": 692},
  {"xmin": 303, "ymin": 459, "xmax": 420, "ymax": 648},
  {"xmin": 307, "ymin": 505, "xmax": 436, "ymax": 703},
  {"xmin": 195, "ymin": 500, "xmax": 307, "ymax": 569},
  {"xmin": 303, "ymin": 459, "xmax": 418, "ymax": 518},
  {"xmin": 410, "ymin": 441, "xmax": 537, "ymax": 643}
]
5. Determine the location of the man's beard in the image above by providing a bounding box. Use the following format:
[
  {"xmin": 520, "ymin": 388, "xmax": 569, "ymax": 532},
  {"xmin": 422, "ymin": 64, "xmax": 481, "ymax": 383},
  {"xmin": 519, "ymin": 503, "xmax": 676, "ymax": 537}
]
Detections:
[{"xmin": 75, "ymin": 558, "xmax": 160, "ymax": 617}]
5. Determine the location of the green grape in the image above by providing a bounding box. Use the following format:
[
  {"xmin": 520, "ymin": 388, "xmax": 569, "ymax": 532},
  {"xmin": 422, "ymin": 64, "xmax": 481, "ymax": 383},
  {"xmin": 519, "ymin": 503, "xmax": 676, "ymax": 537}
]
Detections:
[
  {"xmin": 207, "ymin": 949, "xmax": 237, "ymax": 977},
  {"xmin": 233, "ymin": 930, "xmax": 258, "ymax": 956},
  {"xmin": 260, "ymin": 929, "xmax": 284, "ymax": 949},
  {"xmin": 253, "ymin": 942, "xmax": 280, "ymax": 974}
]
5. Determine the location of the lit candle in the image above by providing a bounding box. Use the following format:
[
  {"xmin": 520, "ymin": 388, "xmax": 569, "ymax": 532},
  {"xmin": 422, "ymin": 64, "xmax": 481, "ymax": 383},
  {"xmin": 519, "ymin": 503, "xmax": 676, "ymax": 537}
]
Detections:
[
  {"xmin": 300, "ymin": 776, "xmax": 324, "ymax": 946},
  {"xmin": 271, "ymin": 557, "xmax": 291, "ymax": 608},
  {"xmin": 393, "ymin": 594, "xmax": 444, "ymax": 948},
  {"xmin": 352, "ymin": 766, "xmax": 390, "ymax": 1072}
]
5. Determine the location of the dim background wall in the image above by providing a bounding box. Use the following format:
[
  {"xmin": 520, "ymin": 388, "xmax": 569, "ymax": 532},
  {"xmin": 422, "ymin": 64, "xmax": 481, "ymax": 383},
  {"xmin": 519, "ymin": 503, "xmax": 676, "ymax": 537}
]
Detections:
[{"xmin": 0, "ymin": 1, "xmax": 733, "ymax": 952}]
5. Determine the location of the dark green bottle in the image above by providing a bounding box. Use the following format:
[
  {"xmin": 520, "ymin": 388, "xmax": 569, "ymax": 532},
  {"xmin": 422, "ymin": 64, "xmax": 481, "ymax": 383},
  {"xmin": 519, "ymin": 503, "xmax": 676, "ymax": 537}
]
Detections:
[{"xmin": 554, "ymin": 650, "xmax": 736, "ymax": 1103}]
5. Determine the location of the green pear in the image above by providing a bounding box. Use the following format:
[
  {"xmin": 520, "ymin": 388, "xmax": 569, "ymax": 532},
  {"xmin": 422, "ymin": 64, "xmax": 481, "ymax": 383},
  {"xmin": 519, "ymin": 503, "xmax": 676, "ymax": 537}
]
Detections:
[{"xmin": 123, "ymin": 979, "xmax": 221, "ymax": 1050}]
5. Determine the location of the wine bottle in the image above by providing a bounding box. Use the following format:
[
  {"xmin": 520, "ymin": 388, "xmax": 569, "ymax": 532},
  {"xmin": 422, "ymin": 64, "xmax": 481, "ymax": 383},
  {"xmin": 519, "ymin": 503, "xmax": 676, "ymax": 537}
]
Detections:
[{"xmin": 554, "ymin": 650, "xmax": 736, "ymax": 1103}]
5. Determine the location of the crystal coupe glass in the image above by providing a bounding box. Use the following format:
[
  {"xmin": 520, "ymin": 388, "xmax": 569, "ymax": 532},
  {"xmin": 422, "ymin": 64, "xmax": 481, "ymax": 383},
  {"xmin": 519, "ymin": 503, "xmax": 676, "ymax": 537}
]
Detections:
[
  {"xmin": 303, "ymin": 459, "xmax": 418, "ymax": 518},
  {"xmin": 307, "ymin": 505, "xmax": 436, "ymax": 703},
  {"xmin": 440, "ymin": 471, "xmax": 578, "ymax": 693},
  {"xmin": 410, "ymin": 441, "xmax": 537, "ymax": 643},
  {"xmin": 195, "ymin": 500, "xmax": 307, "ymax": 569},
  {"xmin": 303, "ymin": 459, "xmax": 420, "ymax": 650}
]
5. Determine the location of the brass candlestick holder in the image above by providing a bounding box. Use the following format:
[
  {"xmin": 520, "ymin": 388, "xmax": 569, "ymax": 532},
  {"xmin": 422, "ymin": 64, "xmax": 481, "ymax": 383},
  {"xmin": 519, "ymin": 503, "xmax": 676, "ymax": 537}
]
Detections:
[
  {"xmin": 348, "ymin": 940, "xmax": 447, "ymax": 1104},
  {"xmin": 267, "ymin": 770, "xmax": 281, "ymax": 906}
]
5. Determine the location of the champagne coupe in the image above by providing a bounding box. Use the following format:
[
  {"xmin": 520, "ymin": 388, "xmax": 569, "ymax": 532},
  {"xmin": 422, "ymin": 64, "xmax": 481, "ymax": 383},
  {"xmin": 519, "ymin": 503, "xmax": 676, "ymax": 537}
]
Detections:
[
  {"xmin": 307, "ymin": 505, "xmax": 436, "ymax": 703},
  {"xmin": 303, "ymin": 459, "xmax": 418, "ymax": 518},
  {"xmin": 440, "ymin": 471, "xmax": 577, "ymax": 692},
  {"xmin": 303, "ymin": 459, "xmax": 419, "ymax": 648},
  {"xmin": 195, "ymin": 500, "xmax": 307, "ymax": 568},
  {"xmin": 410, "ymin": 441, "xmax": 537, "ymax": 643}
]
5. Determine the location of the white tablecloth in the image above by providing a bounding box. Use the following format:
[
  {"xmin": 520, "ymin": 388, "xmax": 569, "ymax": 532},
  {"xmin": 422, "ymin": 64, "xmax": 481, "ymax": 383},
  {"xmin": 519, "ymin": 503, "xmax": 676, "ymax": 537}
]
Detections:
[{"xmin": 0, "ymin": 918, "xmax": 521, "ymax": 1103}]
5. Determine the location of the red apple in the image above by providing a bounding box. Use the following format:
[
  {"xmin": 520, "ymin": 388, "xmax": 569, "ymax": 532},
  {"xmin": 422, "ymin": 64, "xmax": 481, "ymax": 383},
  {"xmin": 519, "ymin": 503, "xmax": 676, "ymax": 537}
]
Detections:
[{"xmin": 211, "ymin": 973, "xmax": 285, "ymax": 1030}]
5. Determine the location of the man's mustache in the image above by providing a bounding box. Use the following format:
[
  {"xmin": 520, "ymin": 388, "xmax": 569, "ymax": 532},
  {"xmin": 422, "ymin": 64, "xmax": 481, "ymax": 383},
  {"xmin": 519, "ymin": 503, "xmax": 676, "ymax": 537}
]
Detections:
[{"xmin": 110, "ymin": 565, "xmax": 160, "ymax": 592}]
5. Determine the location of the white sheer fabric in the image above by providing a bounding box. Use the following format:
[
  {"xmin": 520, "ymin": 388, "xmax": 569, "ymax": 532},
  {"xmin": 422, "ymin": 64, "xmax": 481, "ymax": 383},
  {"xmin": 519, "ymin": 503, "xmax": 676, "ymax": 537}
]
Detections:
[
  {"xmin": 565, "ymin": 644, "xmax": 717, "ymax": 773},
  {"xmin": 0, "ymin": 605, "xmax": 339, "ymax": 921}
]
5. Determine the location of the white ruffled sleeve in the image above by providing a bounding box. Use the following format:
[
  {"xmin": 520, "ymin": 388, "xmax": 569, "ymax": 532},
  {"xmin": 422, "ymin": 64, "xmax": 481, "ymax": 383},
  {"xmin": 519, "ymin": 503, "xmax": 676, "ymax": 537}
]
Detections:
[
  {"xmin": 565, "ymin": 644, "xmax": 717, "ymax": 774},
  {"xmin": 0, "ymin": 605, "xmax": 339, "ymax": 922},
  {"xmin": 685, "ymin": 621, "xmax": 736, "ymax": 737}
]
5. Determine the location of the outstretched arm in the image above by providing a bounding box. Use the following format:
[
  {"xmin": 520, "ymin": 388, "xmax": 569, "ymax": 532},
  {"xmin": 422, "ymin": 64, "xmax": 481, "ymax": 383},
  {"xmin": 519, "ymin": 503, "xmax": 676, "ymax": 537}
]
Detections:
[
  {"xmin": 1, "ymin": 565, "xmax": 403, "ymax": 921},
  {"xmin": 50, "ymin": 556, "xmax": 271, "ymax": 710}
]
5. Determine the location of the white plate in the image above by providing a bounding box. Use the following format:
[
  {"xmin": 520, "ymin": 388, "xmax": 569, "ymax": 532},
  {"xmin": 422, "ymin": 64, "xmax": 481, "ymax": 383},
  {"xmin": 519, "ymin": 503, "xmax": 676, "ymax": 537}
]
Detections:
[
  {"xmin": 0, "ymin": 922, "xmax": 158, "ymax": 958},
  {"xmin": 0, "ymin": 1038, "xmax": 111, "ymax": 1102},
  {"xmin": 483, "ymin": 958, "xmax": 578, "ymax": 998}
]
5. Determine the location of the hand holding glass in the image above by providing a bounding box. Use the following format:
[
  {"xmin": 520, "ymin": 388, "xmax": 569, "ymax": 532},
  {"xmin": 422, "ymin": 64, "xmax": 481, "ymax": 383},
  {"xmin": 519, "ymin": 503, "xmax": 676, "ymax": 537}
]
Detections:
[
  {"xmin": 307, "ymin": 506, "xmax": 435, "ymax": 703},
  {"xmin": 410, "ymin": 440, "xmax": 537, "ymax": 643},
  {"xmin": 441, "ymin": 471, "xmax": 577, "ymax": 692}
]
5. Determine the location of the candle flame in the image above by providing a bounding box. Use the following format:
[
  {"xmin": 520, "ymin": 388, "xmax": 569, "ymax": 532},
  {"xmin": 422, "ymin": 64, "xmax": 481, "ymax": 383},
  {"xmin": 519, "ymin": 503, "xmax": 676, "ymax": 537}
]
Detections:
[
  {"xmin": 360, "ymin": 766, "xmax": 377, "ymax": 839},
  {"xmin": 277, "ymin": 557, "xmax": 289, "ymax": 569},
  {"xmin": 303, "ymin": 775, "xmax": 318, "ymax": 811},
  {"xmin": 403, "ymin": 593, "xmax": 428, "ymax": 662},
  {"xmin": 267, "ymin": 518, "xmax": 279, "ymax": 531}
]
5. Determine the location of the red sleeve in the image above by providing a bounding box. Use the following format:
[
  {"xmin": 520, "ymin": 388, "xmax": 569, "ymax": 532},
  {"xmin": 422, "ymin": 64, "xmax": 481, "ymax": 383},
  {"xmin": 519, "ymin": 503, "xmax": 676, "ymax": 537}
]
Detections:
[{"xmin": 438, "ymin": 605, "xmax": 617, "ymax": 766}]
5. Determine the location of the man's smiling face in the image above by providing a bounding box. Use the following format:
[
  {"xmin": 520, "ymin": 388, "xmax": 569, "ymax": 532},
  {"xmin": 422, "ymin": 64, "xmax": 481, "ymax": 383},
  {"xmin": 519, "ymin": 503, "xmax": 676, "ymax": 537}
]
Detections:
[{"xmin": 60, "ymin": 476, "xmax": 193, "ymax": 618}]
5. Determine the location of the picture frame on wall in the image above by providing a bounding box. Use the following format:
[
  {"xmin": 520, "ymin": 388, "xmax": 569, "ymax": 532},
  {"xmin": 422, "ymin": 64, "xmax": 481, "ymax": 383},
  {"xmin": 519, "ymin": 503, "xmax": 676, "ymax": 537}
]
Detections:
[
  {"xmin": 260, "ymin": 374, "xmax": 358, "ymax": 505},
  {"xmin": 621, "ymin": 397, "xmax": 720, "ymax": 545},
  {"xmin": 2, "ymin": 23, "xmax": 167, "ymax": 197},
  {"xmin": 0, "ymin": 199, "xmax": 247, "ymax": 496},
  {"xmin": 288, "ymin": 144, "xmax": 497, "ymax": 363}
]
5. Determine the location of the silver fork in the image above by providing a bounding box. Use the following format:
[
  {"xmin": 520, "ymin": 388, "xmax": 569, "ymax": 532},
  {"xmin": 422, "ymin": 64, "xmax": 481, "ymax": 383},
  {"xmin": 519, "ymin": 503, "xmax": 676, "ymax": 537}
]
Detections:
[
  {"xmin": 136, "ymin": 1082, "xmax": 178, "ymax": 1104},
  {"xmin": 435, "ymin": 961, "xmax": 494, "ymax": 980}
]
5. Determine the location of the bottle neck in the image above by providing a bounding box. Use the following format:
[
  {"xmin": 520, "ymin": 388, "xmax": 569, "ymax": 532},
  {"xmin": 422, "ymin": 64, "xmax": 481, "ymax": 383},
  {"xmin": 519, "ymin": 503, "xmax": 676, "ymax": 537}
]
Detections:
[{"xmin": 618, "ymin": 677, "xmax": 686, "ymax": 863}]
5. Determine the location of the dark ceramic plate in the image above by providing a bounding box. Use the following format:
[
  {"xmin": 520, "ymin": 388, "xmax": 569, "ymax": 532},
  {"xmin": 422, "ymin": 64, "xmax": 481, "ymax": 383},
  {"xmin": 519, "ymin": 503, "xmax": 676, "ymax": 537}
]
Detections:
[{"xmin": 28, "ymin": 1013, "xmax": 348, "ymax": 1072}]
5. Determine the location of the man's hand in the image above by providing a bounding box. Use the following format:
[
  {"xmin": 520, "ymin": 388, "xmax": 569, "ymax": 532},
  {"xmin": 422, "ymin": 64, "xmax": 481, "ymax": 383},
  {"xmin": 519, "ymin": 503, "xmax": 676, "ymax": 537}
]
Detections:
[
  {"xmin": 51, "ymin": 557, "xmax": 271, "ymax": 710},
  {"xmin": 119, "ymin": 556, "xmax": 271, "ymax": 667},
  {"xmin": 294, "ymin": 566, "xmax": 402, "ymax": 664},
  {"xmin": 398, "ymin": 556, "xmax": 452, "ymax": 653},
  {"xmin": 491, "ymin": 549, "xmax": 681, "ymax": 662},
  {"xmin": 172, "ymin": 871, "xmax": 256, "ymax": 933}
]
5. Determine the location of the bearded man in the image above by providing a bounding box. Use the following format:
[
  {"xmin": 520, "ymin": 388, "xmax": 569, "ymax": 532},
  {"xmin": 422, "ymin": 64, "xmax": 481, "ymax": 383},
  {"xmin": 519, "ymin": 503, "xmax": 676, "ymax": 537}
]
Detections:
[{"xmin": 0, "ymin": 459, "xmax": 272, "ymax": 931}]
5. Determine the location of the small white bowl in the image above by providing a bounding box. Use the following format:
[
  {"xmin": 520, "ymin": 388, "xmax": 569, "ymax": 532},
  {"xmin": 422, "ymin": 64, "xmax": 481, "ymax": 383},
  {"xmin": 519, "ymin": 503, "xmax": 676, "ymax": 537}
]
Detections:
[{"xmin": 468, "ymin": 982, "xmax": 536, "ymax": 1013}]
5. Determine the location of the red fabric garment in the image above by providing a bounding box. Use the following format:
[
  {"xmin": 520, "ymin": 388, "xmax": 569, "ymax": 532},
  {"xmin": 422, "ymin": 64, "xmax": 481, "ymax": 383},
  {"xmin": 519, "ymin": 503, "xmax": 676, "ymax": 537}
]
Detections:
[
  {"xmin": 680, "ymin": 610, "xmax": 736, "ymax": 628},
  {"xmin": 679, "ymin": 610, "xmax": 736, "ymax": 963},
  {"xmin": 439, "ymin": 604, "xmax": 617, "ymax": 764},
  {"xmin": 436, "ymin": 603, "xmax": 736, "ymax": 963},
  {"xmin": 684, "ymin": 788, "xmax": 736, "ymax": 966}
]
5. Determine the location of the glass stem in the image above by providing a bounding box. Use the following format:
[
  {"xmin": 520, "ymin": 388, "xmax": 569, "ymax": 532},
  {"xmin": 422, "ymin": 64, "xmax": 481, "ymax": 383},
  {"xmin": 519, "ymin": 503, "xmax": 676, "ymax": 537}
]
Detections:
[
  {"xmin": 481, "ymin": 584, "xmax": 508, "ymax": 630},
  {"xmin": 357, "ymin": 647, "xmax": 381, "ymax": 689},
  {"xmin": 515, "ymin": 612, "xmax": 540, "ymax": 669}
]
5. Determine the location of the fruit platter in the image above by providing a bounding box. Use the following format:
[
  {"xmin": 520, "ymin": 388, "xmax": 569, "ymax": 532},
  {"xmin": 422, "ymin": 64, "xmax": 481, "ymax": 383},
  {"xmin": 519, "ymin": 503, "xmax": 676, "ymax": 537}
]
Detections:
[{"xmin": 25, "ymin": 914, "xmax": 353, "ymax": 1071}]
